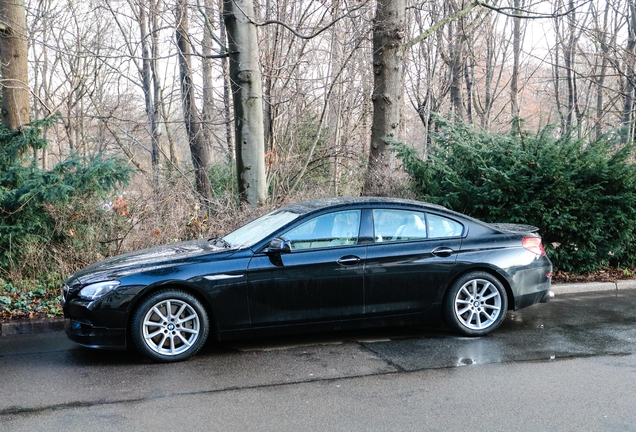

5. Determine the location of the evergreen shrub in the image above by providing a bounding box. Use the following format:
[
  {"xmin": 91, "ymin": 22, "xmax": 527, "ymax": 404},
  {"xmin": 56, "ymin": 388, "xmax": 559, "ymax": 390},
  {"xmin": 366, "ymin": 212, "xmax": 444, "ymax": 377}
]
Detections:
[
  {"xmin": 393, "ymin": 118, "xmax": 636, "ymax": 273},
  {"xmin": 0, "ymin": 119, "xmax": 131, "ymax": 276}
]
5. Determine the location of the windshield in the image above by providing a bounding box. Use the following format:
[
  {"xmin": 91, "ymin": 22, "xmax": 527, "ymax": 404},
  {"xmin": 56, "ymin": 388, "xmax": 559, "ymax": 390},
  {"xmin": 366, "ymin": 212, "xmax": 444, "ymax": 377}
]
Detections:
[{"xmin": 223, "ymin": 210, "xmax": 300, "ymax": 248}]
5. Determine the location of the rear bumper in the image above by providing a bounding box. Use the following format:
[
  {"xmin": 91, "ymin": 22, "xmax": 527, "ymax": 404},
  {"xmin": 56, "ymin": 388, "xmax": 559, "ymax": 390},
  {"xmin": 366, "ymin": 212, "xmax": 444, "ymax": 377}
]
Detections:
[
  {"xmin": 513, "ymin": 283, "xmax": 552, "ymax": 310},
  {"xmin": 540, "ymin": 290, "xmax": 554, "ymax": 303},
  {"xmin": 509, "ymin": 254, "xmax": 553, "ymax": 310},
  {"xmin": 65, "ymin": 319, "xmax": 127, "ymax": 350}
]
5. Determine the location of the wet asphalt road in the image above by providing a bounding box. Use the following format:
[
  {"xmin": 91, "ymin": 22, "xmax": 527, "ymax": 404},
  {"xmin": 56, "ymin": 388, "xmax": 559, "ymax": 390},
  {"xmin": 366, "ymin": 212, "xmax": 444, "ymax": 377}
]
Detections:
[{"xmin": 1, "ymin": 290, "xmax": 636, "ymax": 431}]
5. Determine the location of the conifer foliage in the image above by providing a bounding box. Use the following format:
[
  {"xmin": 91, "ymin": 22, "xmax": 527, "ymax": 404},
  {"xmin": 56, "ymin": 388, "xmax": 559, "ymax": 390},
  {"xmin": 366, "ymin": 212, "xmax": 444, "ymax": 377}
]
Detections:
[
  {"xmin": 0, "ymin": 119, "xmax": 131, "ymax": 271},
  {"xmin": 393, "ymin": 118, "xmax": 636, "ymax": 273}
]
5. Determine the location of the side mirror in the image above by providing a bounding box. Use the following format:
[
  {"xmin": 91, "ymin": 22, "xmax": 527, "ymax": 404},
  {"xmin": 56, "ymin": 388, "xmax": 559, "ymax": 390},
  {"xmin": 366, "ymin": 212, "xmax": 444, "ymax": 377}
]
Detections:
[{"xmin": 265, "ymin": 237, "xmax": 291, "ymax": 254}]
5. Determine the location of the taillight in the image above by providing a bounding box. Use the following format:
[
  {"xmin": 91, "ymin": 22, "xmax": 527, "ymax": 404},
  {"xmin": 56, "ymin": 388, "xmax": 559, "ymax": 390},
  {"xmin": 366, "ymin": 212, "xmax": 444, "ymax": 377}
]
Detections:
[{"xmin": 523, "ymin": 237, "xmax": 546, "ymax": 255}]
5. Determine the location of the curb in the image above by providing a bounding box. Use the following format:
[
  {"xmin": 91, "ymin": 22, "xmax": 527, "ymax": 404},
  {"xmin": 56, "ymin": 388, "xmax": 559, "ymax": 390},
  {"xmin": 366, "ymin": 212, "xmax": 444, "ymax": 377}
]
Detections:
[
  {"xmin": 0, "ymin": 318, "xmax": 65, "ymax": 337},
  {"xmin": 551, "ymin": 280, "xmax": 636, "ymax": 295},
  {"xmin": 2, "ymin": 281, "xmax": 636, "ymax": 337}
]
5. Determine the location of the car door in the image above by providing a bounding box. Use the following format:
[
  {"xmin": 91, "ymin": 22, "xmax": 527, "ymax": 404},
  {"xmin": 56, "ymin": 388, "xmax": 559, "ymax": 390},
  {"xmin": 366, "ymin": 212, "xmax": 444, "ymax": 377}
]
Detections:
[
  {"xmin": 364, "ymin": 209, "xmax": 462, "ymax": 316},
  {"xmin": 247, "ymin": 209, "xmax": 366, "ymax": 327}
]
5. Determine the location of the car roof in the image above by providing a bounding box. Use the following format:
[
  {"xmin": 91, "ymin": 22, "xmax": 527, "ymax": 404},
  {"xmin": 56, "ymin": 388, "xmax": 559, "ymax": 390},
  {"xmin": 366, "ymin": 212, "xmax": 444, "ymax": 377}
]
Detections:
[
  {"xmin": 280, "ymin": 196, "xmax": 453, "ymax": 216},
  {"xmin": 278, "ymin": 197, "xmax": 508, "ymax": 236}
]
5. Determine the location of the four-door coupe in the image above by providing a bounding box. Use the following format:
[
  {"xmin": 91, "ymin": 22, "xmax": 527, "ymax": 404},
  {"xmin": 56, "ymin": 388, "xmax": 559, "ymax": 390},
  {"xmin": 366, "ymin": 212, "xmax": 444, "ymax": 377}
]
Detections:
[{"xmin": 62, "ymin": 197, "xmax": 553, "ymax": 362}]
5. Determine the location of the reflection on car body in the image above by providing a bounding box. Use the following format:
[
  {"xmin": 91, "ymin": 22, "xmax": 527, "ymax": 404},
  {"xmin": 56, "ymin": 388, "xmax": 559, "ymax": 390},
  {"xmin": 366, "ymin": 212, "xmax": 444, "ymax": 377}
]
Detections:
[{"xmin": 62, "ymin": 197, "xmax": 553, "ymax": 362}]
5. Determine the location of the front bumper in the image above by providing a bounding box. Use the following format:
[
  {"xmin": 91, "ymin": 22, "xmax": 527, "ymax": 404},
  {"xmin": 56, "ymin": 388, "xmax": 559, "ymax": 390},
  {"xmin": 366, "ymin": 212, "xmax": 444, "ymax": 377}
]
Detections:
[{"xmin": 65, "ymin": 319, "xmax": 127, "ymax": 350}]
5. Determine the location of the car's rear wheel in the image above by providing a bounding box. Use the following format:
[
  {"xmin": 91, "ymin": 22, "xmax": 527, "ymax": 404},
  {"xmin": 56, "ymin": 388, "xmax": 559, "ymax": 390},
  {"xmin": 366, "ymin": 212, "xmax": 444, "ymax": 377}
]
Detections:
[
  {"xmin": 131, "ymin": 290, "xmax": 209, "ymax": 362},
  {"xmin": 443, "ymin": 271, "xmax": 508, "ymax": 336}
]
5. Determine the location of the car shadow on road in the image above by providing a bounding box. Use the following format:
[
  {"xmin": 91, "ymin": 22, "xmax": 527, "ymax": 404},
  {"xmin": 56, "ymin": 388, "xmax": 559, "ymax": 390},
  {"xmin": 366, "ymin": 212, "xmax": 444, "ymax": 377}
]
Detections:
[{"xmin": 58, "ymin": 324, "xmax": 452, "ymax": 366}]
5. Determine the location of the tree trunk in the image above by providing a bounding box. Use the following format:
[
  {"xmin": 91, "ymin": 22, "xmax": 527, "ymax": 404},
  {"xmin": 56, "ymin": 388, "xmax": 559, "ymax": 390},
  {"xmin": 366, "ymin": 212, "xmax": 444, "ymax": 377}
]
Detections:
[
  {"xmin": 329, "ymin": 9, "xmax": 344, "ymax": 196},
  {"xmin": 622, "ymin": 0, "xmax": 636, "ymax": 142},
  {"xmin": 448, "ymin": 19, "xmax": 465, "ymax": 120},
  {"xmin": 176, "ymin": 0, "xmax": 212, "ymax": 201},
  {"xmin": 564, "ymin": 0, "xmax": 576, "ymax": 131},
  {"xmin": 595, "ymin": 1, "xmax": 610, "ymax": 141},
  {"xmin": 262, "ymin": 0, "xmax": 275, "ymax": 155},
  {"xmin": 363, "ymin": 0, "xmax": 405, "ymax": 195},
  {"xmin": 0, "ymin": 0, "xmax": 30, "ymax": 130},
  {"xmin": 137, "ymin": 2, "xmax": 160, "ymax": 170},
  {"xmin": 201, "ymin": 0, "xmax": 216, "ymax": 161},
  {"xmin": 150, "ymin": 0, "xmax": 177, "ymax": 166},
  {"xmin": 219, "ymin": 3, "xmax": 234, "ymax": 160},
  {"xmin": 510, "ymin": 0, "xmax": 521, "ymax": 131},
  {"xmin": 553, "ymin": 12, "xmax": 566, "ymax": 132},
  {"xmin": 223, "ymin": 0, "xmax": 266, "ymax": 206}
]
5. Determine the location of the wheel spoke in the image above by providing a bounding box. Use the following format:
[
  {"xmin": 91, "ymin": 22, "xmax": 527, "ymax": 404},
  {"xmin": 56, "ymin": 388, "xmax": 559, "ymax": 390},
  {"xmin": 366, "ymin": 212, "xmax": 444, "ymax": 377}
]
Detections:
[
  {"xmin": 483, "ymin": 304, "xmax": 500, "ymax": 311},
  {"xmin": 457, "ymin": 305, "xmax": 471, "ymax": 315},
  {"xmin": 165, "ymin": 301, "xmax": 173, "ymax": 320},
  {"xmin": 482, "ymin": 310, "xmax": 494, "ymax": 322},
  {"xmin": 462, "ymin": 310, "xmax": 475, "ymax": 326},
  {"xmin": 476, "ymin": 312, "xmax": 483, "ymax": 328},
  {"xmin": 457, "ymin": 286, "xmax": 472, "ymax": 301},
  {"xmin": 176, "ymin": 332, "xmax": 193, "ymax": 346},
  {"xmin": 177, "ymin": 314, "xmax": 197, "ymax": 325},
  {"xmin": 477, "ymin": 282, "xmax": 492, "ymax": 297},
  {"xmin": 144, "ymin": 320, "xmax": 162, "ymax": 327},
  {"xmin": 175, "ymin": 303, "xmax": 187, "ymax": 319},
  {"xmin": 482, "ymin": 291, "xmax": 499, "ymax": 301},
  {"xmin": 157, "ymin": 333, "xmax": 168, "ymax": 350},
  {"xmin": 145, "ymin": 329, "xmax": 163, "ymax": 340},
  {"xmin": 151, "ymin": 306, "xmax": 168, "ymax": 322}
]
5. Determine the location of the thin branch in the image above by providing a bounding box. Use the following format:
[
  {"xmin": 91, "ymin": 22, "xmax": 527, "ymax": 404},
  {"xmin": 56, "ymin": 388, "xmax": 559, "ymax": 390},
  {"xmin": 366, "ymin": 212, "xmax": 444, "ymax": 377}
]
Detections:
[
  {"xmin": 231, "ymin": 0, "xmax": 371, "ymax": 40},
  {"xmin": 195, "ymin": 0, "xmax": 228, "ymax": 53},
  {"xmin": 477, "ymin": 0, "xmax": 593, "ymax": 19},
  {"xmin": 404, "ymin": 0, "xmax": 590, "ymax": 53},
  {"xmin": 403, "ymin": 2, "xmax": 479, "ymax": 53}
]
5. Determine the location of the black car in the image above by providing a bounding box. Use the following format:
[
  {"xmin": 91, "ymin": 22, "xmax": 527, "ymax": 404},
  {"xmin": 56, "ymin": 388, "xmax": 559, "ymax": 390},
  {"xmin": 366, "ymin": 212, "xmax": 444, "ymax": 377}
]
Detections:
[{"xmin": 62, "ymin": 197, "xmax": 553, "ymax": 362}]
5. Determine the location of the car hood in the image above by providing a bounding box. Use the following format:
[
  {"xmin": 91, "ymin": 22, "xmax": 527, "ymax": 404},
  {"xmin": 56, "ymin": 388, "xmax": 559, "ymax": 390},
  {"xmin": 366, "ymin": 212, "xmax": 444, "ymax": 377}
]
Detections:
[{"xmin": 67, "ymin": 239, "xmax": 235, "ymax": 286}]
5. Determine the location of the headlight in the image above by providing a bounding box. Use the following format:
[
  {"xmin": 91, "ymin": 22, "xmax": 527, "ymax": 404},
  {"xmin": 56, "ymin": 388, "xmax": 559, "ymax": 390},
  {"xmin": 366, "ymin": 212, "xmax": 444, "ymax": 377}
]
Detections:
[{"xmin": 79, "ymin": 281, "xmax": 121, "ymax": 300}]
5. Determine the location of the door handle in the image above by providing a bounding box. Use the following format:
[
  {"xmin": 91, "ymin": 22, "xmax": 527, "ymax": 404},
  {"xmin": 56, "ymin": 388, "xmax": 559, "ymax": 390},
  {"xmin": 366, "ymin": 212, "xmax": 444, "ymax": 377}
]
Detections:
[
  {"xmin": 431, "ymin": 247, "xmax": 454, "ymax": 258},
  {"xmin": 337, "ymin": 255, "xmax": 361, "ymax": 265}
]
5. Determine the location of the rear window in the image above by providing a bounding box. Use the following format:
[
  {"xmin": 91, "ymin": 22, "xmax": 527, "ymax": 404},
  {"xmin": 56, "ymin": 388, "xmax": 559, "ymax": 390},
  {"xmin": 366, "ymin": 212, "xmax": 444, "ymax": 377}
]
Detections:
[{"xmin": 427, "ymin": 214, "xmax": 464, "ymax": 238}]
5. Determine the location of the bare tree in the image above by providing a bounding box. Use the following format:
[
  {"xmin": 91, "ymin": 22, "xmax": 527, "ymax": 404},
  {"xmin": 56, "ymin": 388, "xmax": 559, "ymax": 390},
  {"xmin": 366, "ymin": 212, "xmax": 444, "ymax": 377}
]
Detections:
[
  {"xmin": 176, "ymin": 0, "xmax": 213, "ymax": 201},
  {"xmin": 135, "ymin": 0, "xmax": 161, "ymax": 170},
  {"xmin": 199, "ymin": 0, "xmax": 217, "ymax": 159},
  {"xmin": 363, "ymin": 0, "xmax": 406, "ymax": 195}
]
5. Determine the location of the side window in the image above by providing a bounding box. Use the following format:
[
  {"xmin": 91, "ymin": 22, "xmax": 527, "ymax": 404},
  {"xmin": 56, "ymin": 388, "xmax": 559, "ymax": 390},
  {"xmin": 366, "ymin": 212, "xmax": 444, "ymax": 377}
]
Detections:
[
  {"xmin": 282, "ymin": 210, "xmax": 361, "ymax": 250},
  {"xmin": 427, "ymin": 214, "xmax": 464, "ymax": 238},
  {"xmin": 372, "ymin": 209, "xmax": 427, "ymax": 242}
]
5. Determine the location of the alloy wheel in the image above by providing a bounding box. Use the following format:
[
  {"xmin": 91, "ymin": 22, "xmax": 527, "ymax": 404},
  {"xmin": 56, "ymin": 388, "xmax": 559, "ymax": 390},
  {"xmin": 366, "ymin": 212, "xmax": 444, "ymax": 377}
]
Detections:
[
  {"xmin": 141, "ymin": 298, "xmax": 201, "ymax": 356},
  {"xmin": 453, "ymin": 278, "xmax": 502, "ymax": 330}
]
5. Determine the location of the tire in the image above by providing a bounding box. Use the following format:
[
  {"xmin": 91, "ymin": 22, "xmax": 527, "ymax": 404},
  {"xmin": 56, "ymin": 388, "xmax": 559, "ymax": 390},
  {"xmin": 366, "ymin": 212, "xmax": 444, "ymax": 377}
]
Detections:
[
  {"xmin": 443, "ymin": 271, "xmax": 508, "ymax": 337},
  {"xmin": 131, "ymin": 290, "xmax": 209, "ymax": 362}
]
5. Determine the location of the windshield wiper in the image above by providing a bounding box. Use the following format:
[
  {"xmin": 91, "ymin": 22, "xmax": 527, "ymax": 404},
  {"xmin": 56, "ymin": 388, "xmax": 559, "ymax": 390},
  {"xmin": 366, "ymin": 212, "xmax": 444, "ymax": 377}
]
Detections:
[{"xmin": 209, "ymin": 237, "xmax": 232, "ymax": 248}]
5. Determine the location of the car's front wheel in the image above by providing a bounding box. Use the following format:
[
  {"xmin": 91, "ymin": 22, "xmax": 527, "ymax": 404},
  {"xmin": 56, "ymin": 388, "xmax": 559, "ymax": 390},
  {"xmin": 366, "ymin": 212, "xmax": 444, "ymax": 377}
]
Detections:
[
  {"xmin": 443, "ymin": 272, "xmax": 508, "ymax": 336},
  {"xmin": 131, "ymin": 290, "xmax": 209, "ymax": 362}
]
